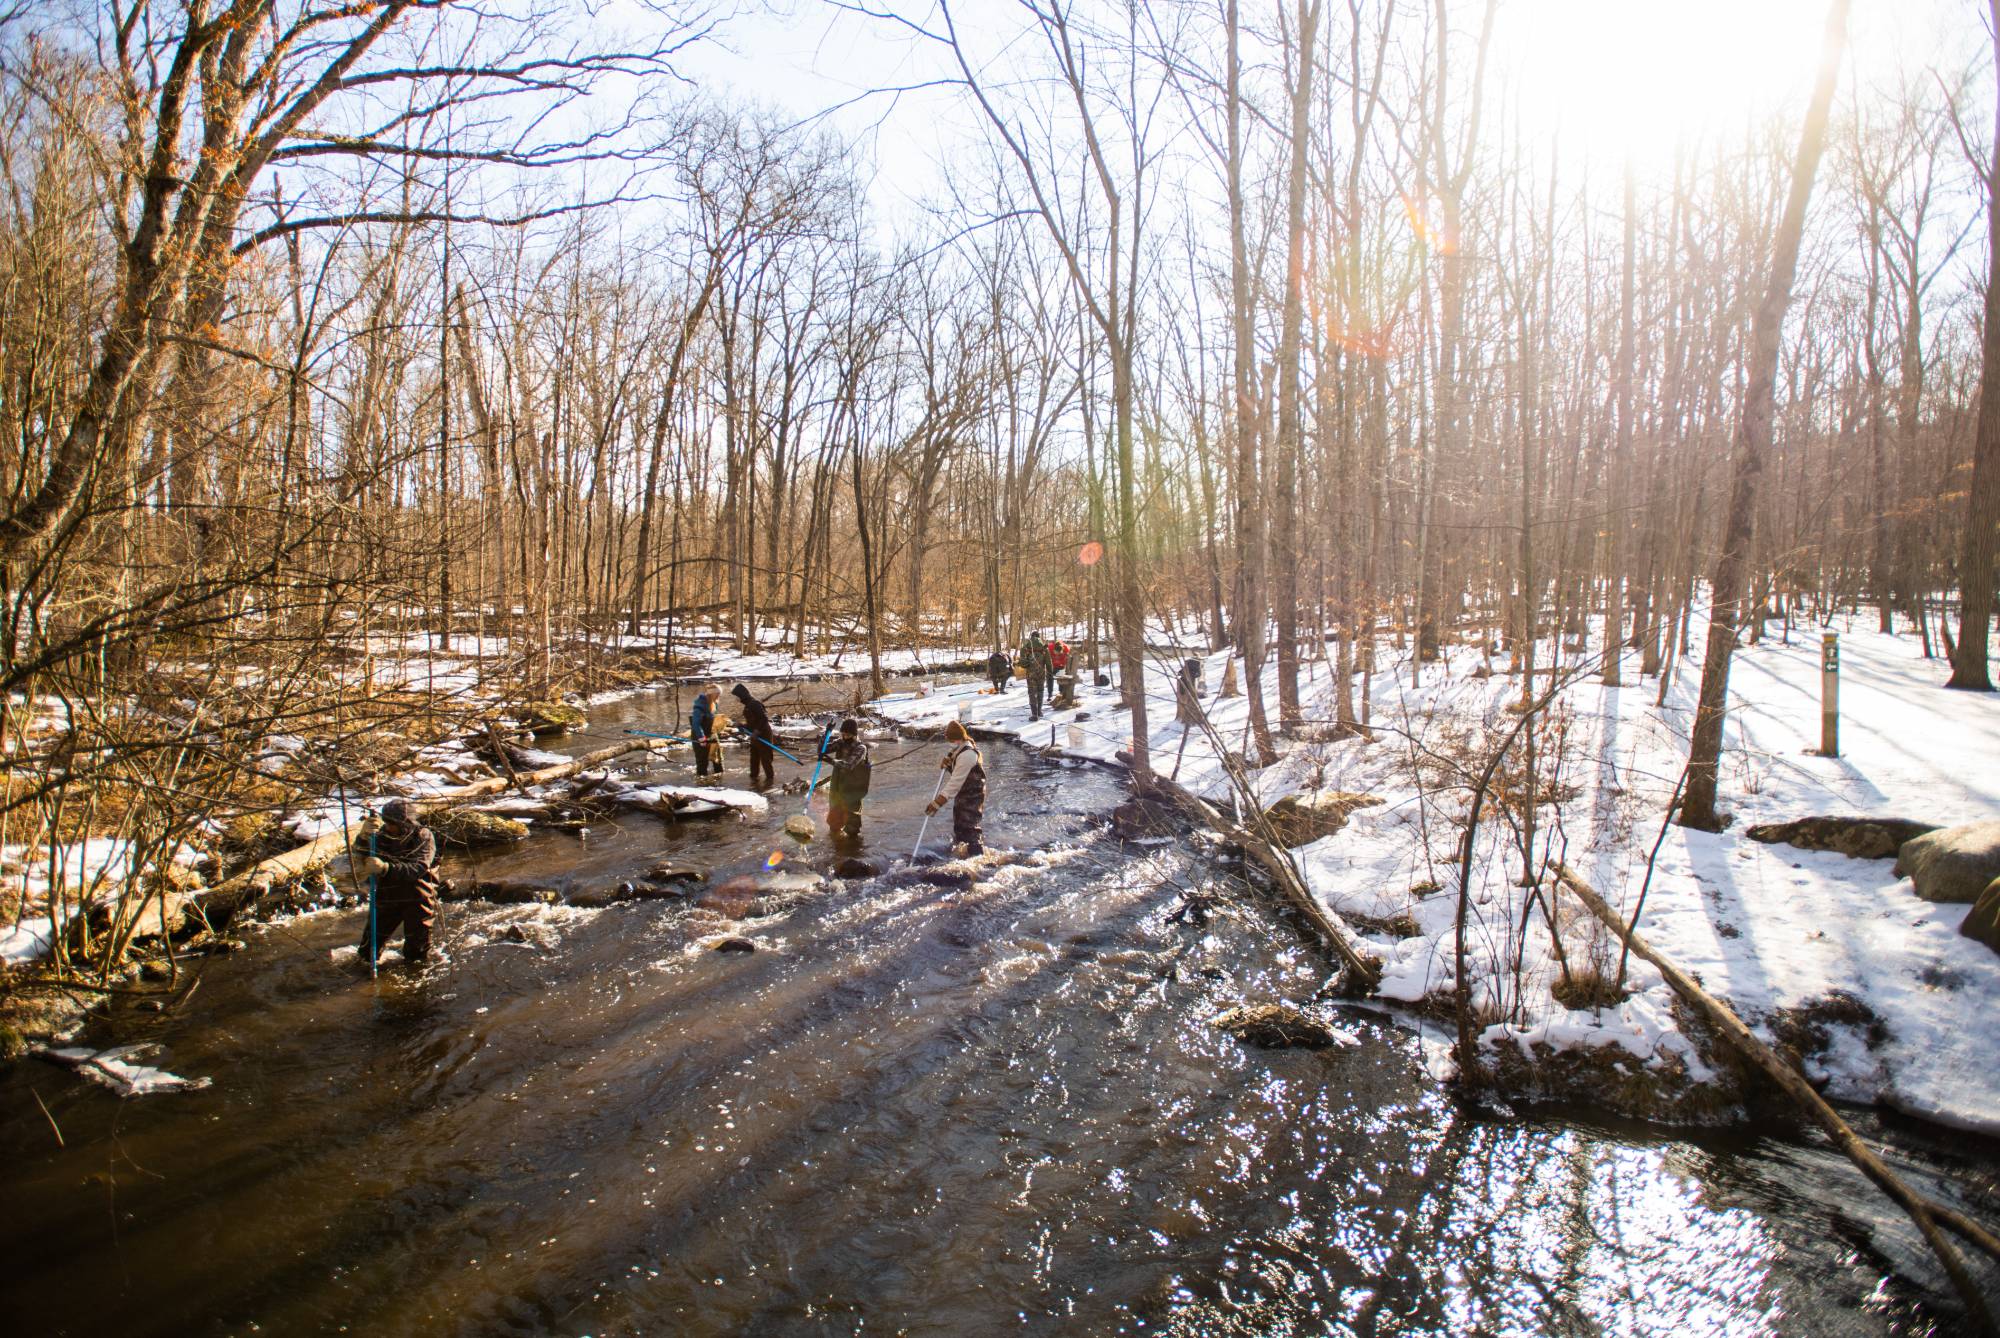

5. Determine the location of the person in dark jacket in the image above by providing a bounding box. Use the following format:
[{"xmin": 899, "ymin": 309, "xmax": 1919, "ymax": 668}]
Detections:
[
  {"xmin": 353, "ymin": 799, "xmax": 441, "ymax": 967},
  {"xmin": 927, "ymin": 719, "xmax": 987, "ymax": 854},
  {"xmin": 819, "ymin": 718, "xmax": 871, "ymax": 841},
  {"xmin": 1021, "ymin": 632, "xmax": 1052, "ymax": 720},
  {"xmin": 986, "ymin": 649, "xmax": 1012, "ymax": 693},
  {"xmin": 731, "ymin": 683, "xmax": 776, "ymax": 790},
  {"xmin": 690, "ymin": 684, "xmax": 723, "ymax": 778}
]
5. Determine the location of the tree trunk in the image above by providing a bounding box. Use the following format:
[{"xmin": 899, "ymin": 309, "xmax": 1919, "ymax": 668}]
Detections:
[
  {"xmin": 1949, "ymin": 2, "xmax": 2000, "ymax": 690},
  {"xmin": 1682, "ymin": 0, "xmax": 1849, "ymax": 829}
]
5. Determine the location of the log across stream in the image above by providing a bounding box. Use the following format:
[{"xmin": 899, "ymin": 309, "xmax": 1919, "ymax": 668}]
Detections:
[{"xmin": 0, "ymin": 679, "xmax": 1993, "ymax": 1335}]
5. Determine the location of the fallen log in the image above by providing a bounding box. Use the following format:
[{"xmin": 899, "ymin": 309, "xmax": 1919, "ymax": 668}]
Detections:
[
  {"xmin": 196, "ymin": 738, "xmax": 673, "ymax": 925},
  {"xmin": 1553, "ymin": 861, "xmax": 1999, "ymax": 1334},
  {"xmin": 1142, "ymin": 773, "xmax": 1382, "ymax": 994}
]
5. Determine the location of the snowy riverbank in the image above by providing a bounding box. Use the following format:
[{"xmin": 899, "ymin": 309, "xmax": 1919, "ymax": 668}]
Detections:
[{"xmin": 869, "ymin": 616, "xmax": 2000, "ymax": 1132}]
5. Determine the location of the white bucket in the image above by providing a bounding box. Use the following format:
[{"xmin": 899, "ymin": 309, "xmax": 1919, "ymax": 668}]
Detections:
[
  {"xmin": 957, "ymin": 703, "xmax": 973, "ymax": 722},
  {"xmin": 1066, "ymin": 724, "xmax": 1084, "ymax": 748}
]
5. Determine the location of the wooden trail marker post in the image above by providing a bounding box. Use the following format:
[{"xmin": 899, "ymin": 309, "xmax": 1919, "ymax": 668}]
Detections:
[{"xmin": 1821, "ymin": 632, "xmax": 1839, "ymax": 758}]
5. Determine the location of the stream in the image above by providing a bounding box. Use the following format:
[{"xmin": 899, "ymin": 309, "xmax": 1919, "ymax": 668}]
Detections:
[{"xmin": 0, "ymin": 679, "xmax": 1991, "ymax": 1336}]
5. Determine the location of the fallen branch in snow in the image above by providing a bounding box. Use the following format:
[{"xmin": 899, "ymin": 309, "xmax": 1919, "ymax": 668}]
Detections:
[
  {"xmin": 1553, "ymin": 861, "xmax": 2000, "ymax": 1334},
  {"xmin": 196, "ymin": 738, "xmax": 676, "ymax": 926},
  {"xmin": 1142, "ymin": 772, "xmax": 1381, "ymax": 993}
]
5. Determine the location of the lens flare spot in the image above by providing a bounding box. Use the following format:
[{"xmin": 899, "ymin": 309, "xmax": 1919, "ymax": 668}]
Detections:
[
  {"xmin": 765, "ymin": 850, "xmax": 785, "ymax": 870},
  {"xmin": 1077, "ymin": 541, "xmax": 1105, "ymax": 567}
]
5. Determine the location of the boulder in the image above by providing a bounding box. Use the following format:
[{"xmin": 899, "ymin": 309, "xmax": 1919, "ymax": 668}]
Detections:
[
  {"xmin": 834, "ymin": 856, "xmax": 884, "ymax": 880},
  {"xmin": 1893, "ymin": 820, "xmax": 2000, "ymax": 903},
  {"xmin": 1111, "ymin": 795, "xmax": 1181, "ymax": 841},
  {"xmin": 499, "ymin": 922, "xmax": 560, "ymax": 950},
  {"xmin": 643, "ymin": 862, "xmax": 708, "ymax": 887},
  {"xmin": 1207, "ymin": 1002, "xmax": 1345, "ymax": 1050},
  {"xmin": 429, "ymin": 808, "xmax": 531, "ymax": 848},
  {"xmin": 1261, "ymin": 791, "xmax": 1384, "ymax": 847},
  {"xmin": 1746, "ymin": 815, "xmax": 1936, "ymax": 861},
  {"xmin": 1963, "ymin": 877, "xmax": 2000, "ymax": 956},
  {"xmin": 472, "ymin": 879, "xmax": 561, "ymax": 905},
  {"xmin": 714, "ymin": 936, "xmax": 757, "ymax": 954}
]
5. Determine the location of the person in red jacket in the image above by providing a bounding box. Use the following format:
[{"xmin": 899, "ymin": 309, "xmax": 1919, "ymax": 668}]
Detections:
[{"xmin": 1048, "ymin": 635, "xmax": 1072, "ymax": 695}]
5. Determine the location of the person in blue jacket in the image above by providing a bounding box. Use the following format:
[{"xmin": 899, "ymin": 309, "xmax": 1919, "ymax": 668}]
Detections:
[{"xmin": 690, "ymin": 684, "xmax": 723, "ymax": 778}]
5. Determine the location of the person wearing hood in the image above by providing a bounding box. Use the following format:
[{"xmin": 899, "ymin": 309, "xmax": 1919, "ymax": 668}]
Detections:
[
  {"xmin": 1021, "ymin": 632, "xmax": 1052, "ymax": 720},
  {"xmin": 731, "ymin": 683, "xmax": 776, "ymax": 790},
  {"xmin": 986, "ymin": 648, "xmax": 1012, "ymax": 693},
  {"xmin": 818, "ymin": 717, "xmax": 872, "ymax": 842},
  {"xmin": 927, "ymin": 719, "xmax": 987, "ymax": 855},
  {"xmin": 690, "ymin": 684, "xmax": 723, "ymax": 778},
  {"xmin": 352, "ymin": 799, "xmax": 442, "ymax": 968}
]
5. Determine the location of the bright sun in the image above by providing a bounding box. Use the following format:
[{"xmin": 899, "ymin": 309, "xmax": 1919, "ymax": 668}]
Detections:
[{"xmin": 1499, "ymin": 0, "xmax": 1881, "ymax": 171}]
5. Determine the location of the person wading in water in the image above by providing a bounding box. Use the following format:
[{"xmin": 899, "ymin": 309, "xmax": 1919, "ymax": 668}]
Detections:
[
  {"xmin": 927, "ymin": 719, "xmax": 987, "ymax": 855},
  {"xmin": 731, "ymin": 683, "xmax": 776, "ymax": 791},
  {"xmin": 819, "ymin": 718, "xmax": 872, "ymax": 843},
  {"xmin": 353, "ymin": 799, "xmax": 442, "ymax": 968},
  {"xmin": 690, "ymin": 684, "xmax": 723, "ymax": 778}
]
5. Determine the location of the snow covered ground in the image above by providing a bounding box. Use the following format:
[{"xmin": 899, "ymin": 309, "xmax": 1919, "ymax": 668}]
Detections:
[{"xmin": 869, "ymin": 614, "xmax": 2000, "ymax": 1132}]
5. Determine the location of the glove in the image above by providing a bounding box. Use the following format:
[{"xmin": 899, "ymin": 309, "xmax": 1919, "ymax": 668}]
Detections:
[
  {"xmin": 926, "ymin": 799, "xmax": 944, "ymax": 816},
  {"xmin": 353, "ymin": 855, "xmax": 387, "ymax": 878}
]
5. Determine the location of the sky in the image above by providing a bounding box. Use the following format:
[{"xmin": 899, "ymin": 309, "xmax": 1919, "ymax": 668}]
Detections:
[{"xmin": 666, "ymin": 0, "xmax": 1992, "ymax": 220}]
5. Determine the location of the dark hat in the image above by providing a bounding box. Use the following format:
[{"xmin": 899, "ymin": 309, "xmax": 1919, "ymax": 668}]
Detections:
[
  {"xmin": 381, "ymin": 798, "xmax": 415, "ymax": 825},
  {"xmin": 839, "ymin": 717, "xmax": 860, "ymax": 736}
]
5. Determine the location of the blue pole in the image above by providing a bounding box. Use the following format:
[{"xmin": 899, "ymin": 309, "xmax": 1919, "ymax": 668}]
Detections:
[
  {"xmin": 366, "ymin": 825, "xmax": 379, "ymax": 981},
  {"xmin": 802, "ymin": 723, "xmax": 834, "ymax": 801},
  {"xmin": 624, "ymin": 727, "xmax": 692, "ymax": 743},
  {"xmin": 739, "ymin": 731, "xmax": 803, "ymax": 765}
]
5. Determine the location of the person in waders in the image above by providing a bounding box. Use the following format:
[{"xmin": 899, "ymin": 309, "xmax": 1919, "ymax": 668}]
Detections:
[
  {"xmin": 927, "ymin": 719, "xmax": 987, "ymax": 855},
  {"xmin": 819, "ymin": 718, "xmax": 871, "ymax": 842},
  {"xmin": 731, "ymin": 683, "xmax": 776, "ymax": 790},
  {"xmin": 1021, "ymin": 631, "xmax": 1052, "ymax": 720},
  {"xmin": 1048, "ymin": 634, "xmax": 1073, "ymax": 706},
  {"xmin": 986, "ymin": 648, "xmax": 1012, "ymax": 693},
  {"xmin": 691, "ymin": 684, "xmax": 723, "ymax": 778},
  {"xmin": 353, "ymin": 799, "xmax": 441, "ymax": 968}
]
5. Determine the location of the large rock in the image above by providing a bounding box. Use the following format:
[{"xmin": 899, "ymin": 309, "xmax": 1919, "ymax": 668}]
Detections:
[
  {"xmin": 643, "ymin": 862, "xmax": 708, "ymax": 886},
  {"xmin": 1893, "ymin": 821, "xmax": 2000, "ymax": 903},
  {"xmin": 1111, "ymin": 795, "xmax": 1181, "ymax": 840},
  {"xmin": 471, "ymin": 879, "xmax": 561, "ymax": 905},
  {"xmin": 1746, "ymin": 815, "xmax": 1936, "ymax": 861},
  {"xmin": 1963, "ymin": 877, "xmax": 2000, "ymax": 955},
  {"xmin": 1261, "ymin": 791, "xmax": 1384, "ymax": 847},
  {"xmin": 1208, "ymin": 1002, "xmax": 1346, "ymax": 1050}
]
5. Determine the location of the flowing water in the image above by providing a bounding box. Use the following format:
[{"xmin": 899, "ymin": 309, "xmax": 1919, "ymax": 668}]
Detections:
[{"xmin": 1, "ymin": 680, "xmax": 1992, "ymax": 1336}]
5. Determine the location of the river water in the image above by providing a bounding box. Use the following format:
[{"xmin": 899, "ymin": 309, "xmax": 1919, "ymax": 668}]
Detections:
[{"xmin": 0, "ymin": 680, "xmax": 1991, "ymax": 1336}]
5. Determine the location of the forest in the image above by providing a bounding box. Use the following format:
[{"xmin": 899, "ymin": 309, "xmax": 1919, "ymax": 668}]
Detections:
[{"xmin": 4, "ymin": 1, "xmax": 2000, "ymax": 1331}]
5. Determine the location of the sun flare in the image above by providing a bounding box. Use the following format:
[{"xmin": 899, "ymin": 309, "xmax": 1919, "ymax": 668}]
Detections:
[{"xmin": 1501, "ymin": 0, "xmax": 1844, "ymax": 169}]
